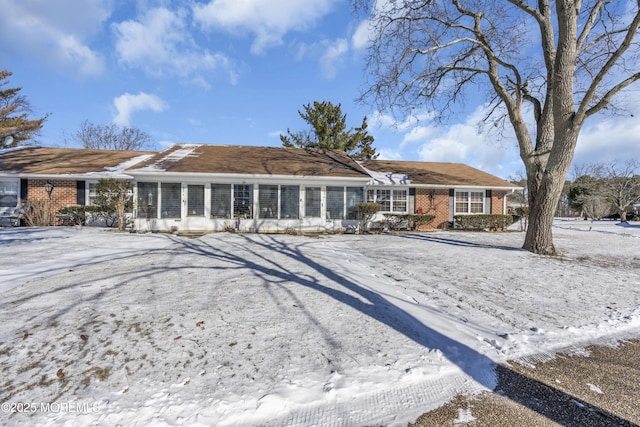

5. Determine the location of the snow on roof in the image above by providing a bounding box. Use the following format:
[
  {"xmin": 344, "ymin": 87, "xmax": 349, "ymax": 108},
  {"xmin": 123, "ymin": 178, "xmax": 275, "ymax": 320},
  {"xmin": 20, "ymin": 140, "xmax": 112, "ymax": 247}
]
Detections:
[
  {"xmin": 0, "ymin": 145, "xmax": 32, "ymax": 155},
  {"xmin": 134, "ymin": 144, "xmax": 202, "ymax": 172},
  {"xmin": 104, "ymin": 153, "xmax": 155, "ymax": 174},
  {"xmin": 358, "ymin": 162, "xmax": 411, "ymax": 185}
]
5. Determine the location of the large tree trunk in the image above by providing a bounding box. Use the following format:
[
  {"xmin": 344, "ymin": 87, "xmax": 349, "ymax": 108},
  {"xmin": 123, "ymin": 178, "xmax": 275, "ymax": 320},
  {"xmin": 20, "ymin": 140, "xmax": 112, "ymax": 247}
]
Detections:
[
  {"xmin": 522, "ymin": 132, "xmax": 579, "ymax": 256},
  {"xmin": 523, "ymin": 186, "xmax": 560, "ymax": 255}
]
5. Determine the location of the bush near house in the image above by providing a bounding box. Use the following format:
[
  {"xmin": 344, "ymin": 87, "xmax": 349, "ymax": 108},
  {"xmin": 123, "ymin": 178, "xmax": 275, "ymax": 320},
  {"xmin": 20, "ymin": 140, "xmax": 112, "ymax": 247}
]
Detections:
[
  {"xmin": 381, "ymin": 213, "xmax": 436, "ymax": 231},
  {"xmin": 358, "ymin": 202, "xmax": 383, "ymax": 233},
  {"xmin": 57, "ymin": 205, "xmax": 116, "ymax": 227},
  {"xmin": 454, "ymin": 214, "xmax": 514, "ymax": 231}
]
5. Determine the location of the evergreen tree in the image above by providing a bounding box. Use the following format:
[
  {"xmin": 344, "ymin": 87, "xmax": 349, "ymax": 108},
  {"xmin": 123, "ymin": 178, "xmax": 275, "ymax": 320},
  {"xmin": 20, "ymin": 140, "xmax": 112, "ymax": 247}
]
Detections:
[
  {"xmin": 281, "ymin": 101, "xmax": 378, "ymax": 160},
  {"xmin": 0, "ymin": 70, "xmax": 48, "ymax": 148}
]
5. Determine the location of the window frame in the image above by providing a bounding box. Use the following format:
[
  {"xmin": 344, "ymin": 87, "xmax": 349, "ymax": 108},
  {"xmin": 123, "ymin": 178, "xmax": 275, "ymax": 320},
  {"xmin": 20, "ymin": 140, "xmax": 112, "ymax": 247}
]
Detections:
[
  {"xmin": 454, "ymin": 190, "xmax": 486, "ymax": 214},
  {"xmin": 280, "ymin": 185, "xmax": 300, "ymax": 219},
  {"xmin": 304, "ymin": 187, "xmax": 321, "ymax": 218},
  {"xmin": 0, "ymin": 179, "xmax": 19, "ymax": 209},
  {"xmin": 161, "ymin": 182, "xmax": 182, "ymax": 219},
  {"xmin": 211, "ymin": 183, "xmax": 231, "ymax": 219},
  {"xmin": 187, "ymin": 184, "xmax": 205, "ymax": 217},
  {"xmin": 367, "ymin": 187, "xmax": 408, "ymax": 213},
  {"xmin": 233, "ymin": 184, "xmax": 253, "ymax": 219}
]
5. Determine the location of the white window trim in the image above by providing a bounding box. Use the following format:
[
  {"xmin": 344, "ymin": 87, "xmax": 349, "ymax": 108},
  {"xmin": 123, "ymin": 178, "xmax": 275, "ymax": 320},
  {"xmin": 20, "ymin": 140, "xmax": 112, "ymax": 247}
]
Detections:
[
  {"xmin": 367, "ymin": 187, "xmax": 409, "ymax": 213},
  {"xmin": 454, "ymin": 189, "xmax": 486, "ymax": 215}
]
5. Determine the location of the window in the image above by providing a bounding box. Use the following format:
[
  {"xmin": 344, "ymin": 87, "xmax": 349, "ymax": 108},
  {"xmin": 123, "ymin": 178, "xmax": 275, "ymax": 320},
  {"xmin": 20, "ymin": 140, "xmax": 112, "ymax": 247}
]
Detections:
[
  {"xmin": 305, "ymin": 187, "xmax": 321, "ymax": 217},
  {"xmin": 188, "ymin": 185, "xmax": 204, "ymax": 216},
  {"xmin": 88, "ymin": 183, "xmax": 97, "ymax": 206},
  {"xmin": 346, "ymin": 187, "xmax": 363, "ymax": 219},
  {"xmin": 258, "ymin": 185, "xmax": 278, "ymax": 218},
  {"xmin": 211, "ymin": 184, "xmax": 231, "ymax": 218},
  {"xmin": 0, "ymin": 180, "xmax": 18, "ymax": 208},
  {"xmin": 234, "ymin": 184, "xmax": 253, "ymax": 218},
  {"xmin": 367, "ymin": 188, "xmax": 408, "ymax": 213},
  {"xmin": 137, "ymin": 182, "xmax": 157, "ymax": 219},
  {"xmin": 392, "ymin": 190, "xmax": 407, "ymax": 213},
  {"xmin": 280, "ymin": 185, "xmax": 299, "ymax": 219},
  {"xmin": 161, "ymin": 183, "xmax": 181, "ymax": 218},
  {"xmin": 367, "ymin": 189, "xmax": 396, "ymax": 212},
  {"xmin": 326, "ymin": 187, "xmax": 344, "ymax": 220},
  {"xmin": 455, "ymin": 191, "xmax": 485, "ymax": 214}
]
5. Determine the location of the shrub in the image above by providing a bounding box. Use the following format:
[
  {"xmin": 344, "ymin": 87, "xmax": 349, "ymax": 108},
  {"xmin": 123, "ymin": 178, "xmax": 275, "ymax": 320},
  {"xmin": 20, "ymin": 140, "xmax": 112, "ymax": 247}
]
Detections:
[
  {"xmin": 453, "ymin": 214, "xmax": 514, "ymax": 231},
  {"xmin": 358, "ymin": 202, "xmax": 383, "ymax": 233},
  {"xmin": 58, "ymin": 205, "xmax": 104, "ymax": 226},
  {"xmin": 22, "ymin": 200, "xmax": 51, "ymax": 226},
  {"xmin": 381, "ymin": 213, "xmax": 436, "ymax": 231}
]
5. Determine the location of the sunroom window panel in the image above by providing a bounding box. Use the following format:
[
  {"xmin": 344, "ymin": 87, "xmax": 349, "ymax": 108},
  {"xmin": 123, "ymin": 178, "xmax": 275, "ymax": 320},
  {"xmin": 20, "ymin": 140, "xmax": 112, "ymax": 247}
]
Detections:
[
  {"xmin": 346, "ymin": 187, "xmax": 363, "ymax": 219},
  {"xmin": 0, "ymin": 180, "xmax": 18, "ymax": 208},
  {"xmin": 326, "ymin": 186, "xmax": 344, "ymax": 220},
  {"xmin": 233, "ymin": 184, "xmax": 253, "ymax": 218},
  {"xmin": 161, "ymin": 183, "xmax": 181, "ymax": 218},
  {"xmin": 305, "ymin": 187, "xmax": 321, "ymax": 218},
  {"xmin": 138, "ymin": 182, "xmax": 157, "ymax": 219},
  {"xmin": 211, "ymin": 184, "xmax": 231, "ymax": 218},
  {"xmin": 392, "ymin": 190, "xmax": 407, "ymax": 213},
  {"xmin": 470, "ymin": 191, "xmax": 484, "ymax": 213},
  {"xmin": 188, "ymin": 185, "xmax": 204, "ymax": 216},
  {"xmin": 455, "ymin": 191, "xmax": 469, "ymax": 213},
  {"xmin": 280, "ymin": 185, "xmax": 299, "ymax": 219},
  {"xmin": 259, "ymin": 185, "xmax": 278, "ymax": 219}
]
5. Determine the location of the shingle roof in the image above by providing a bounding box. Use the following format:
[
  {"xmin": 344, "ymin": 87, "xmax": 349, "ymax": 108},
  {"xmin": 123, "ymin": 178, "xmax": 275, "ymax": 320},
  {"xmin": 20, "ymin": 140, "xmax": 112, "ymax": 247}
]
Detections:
[
  {"xmin": 360, "ymin": 159, "xmax": 518, "ymax": 188},
  {"xmin": 127, "ymin": 144, "xmax": 371, "ymax": 179},
  {"xmin": 0, "ymin": 146, "xmax": 154, "ymax": 176}
]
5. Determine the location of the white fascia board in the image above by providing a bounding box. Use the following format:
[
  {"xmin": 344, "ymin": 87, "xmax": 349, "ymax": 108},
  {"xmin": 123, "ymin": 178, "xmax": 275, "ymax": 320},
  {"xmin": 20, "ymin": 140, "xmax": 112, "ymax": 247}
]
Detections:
[
  {"xmin": 367, "ymin": 182, "xmax": 523, "ymax": 191},
  {"xmin": 0, "ymin": 173, "xmax": 135, "ymax": 180},
  {"xmin": 127, "ymin": 171, "xmax": 370, "ymax": 186}
]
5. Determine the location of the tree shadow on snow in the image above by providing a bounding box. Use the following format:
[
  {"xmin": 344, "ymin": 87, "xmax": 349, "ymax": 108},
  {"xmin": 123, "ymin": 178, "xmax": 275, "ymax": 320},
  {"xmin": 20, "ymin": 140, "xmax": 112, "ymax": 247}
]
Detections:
[
  {"xmin": 397, "ymin": 232, "xmax": 525, "ymax": 251},
  {"xmin": 170, "ymin": 233, "xmax": 498, "ymax": 390}
]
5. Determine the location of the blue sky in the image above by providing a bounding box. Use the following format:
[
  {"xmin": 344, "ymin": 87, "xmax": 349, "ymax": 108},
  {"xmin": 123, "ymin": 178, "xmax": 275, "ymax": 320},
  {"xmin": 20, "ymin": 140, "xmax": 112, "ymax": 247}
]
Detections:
[{"xmin": 1, "ymin": 0, "xmax": 639, "ymax": 181}]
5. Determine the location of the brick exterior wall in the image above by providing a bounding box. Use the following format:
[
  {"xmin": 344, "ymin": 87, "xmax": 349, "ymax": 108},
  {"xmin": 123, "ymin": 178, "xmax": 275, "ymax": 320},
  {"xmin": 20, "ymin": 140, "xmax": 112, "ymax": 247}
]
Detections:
[
  {"xmin": 27, "ymin": 179, "xmax": 78, "ymax": 225},
  {"xmin": 414, "ymin": 188, "xmax": 510, "ymax": 230},
  {"xmin": 491, "ymin": 190, "xmax": 508, "ymax": 215},
  {"xmin": 415, "ymin": 188, "xmax": 451, "ymax": 230}
]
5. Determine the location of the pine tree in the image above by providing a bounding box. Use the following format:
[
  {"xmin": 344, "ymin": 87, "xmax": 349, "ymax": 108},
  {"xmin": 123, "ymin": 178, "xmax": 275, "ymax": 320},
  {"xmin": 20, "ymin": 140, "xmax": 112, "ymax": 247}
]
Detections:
[
  {"xmin": 281, "ymin": 101, "xmax": 378, "ymax": 160},
  {"xmin": 0, "ymin": 70, "xmax": 48, "ymax": 148}
]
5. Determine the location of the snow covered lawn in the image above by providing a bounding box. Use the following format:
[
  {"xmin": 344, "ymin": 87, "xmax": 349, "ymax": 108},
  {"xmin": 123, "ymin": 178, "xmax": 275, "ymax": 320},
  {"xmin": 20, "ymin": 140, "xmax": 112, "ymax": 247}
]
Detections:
[{"xmin": 0, "ymin": 220, "xmax": 639, "ymax": 426}]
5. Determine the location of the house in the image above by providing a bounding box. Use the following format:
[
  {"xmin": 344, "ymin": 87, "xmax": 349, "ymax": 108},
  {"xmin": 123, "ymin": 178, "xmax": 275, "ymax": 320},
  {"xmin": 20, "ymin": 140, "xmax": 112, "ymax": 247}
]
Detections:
[
  {"xmin": 0, "ymin": 146, "xmax": 154, "ymax": 225},
  {"xmin": 360, "ymin": 159, "xmax": 519, "ymax": 229},
  {"xmin": 0, "ymin": 144, "xmax": 520, "ymax": 232}
]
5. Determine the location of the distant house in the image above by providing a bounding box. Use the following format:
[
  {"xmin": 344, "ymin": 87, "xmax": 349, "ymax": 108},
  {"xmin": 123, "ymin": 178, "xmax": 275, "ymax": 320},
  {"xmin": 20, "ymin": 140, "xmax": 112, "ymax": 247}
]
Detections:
[{"xmin": 0, "ymin": 144, "xmax": 520, "ymax": 232}]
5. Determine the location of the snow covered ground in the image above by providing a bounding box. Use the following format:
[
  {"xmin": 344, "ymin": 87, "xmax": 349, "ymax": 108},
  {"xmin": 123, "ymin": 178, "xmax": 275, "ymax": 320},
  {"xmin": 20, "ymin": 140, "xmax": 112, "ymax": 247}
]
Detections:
[{"xmin": 0, "ymin": 219, "xmax": 639, "ymax": 426}]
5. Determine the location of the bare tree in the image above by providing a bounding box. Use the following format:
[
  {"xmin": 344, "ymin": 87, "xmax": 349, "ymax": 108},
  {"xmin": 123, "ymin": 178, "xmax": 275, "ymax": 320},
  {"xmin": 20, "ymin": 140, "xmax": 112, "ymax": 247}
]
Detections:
[
  {"xmin": 592, "ymin": 160, "xmax": 640, "ymax": 222},
  {"xmin": 67, "ymin": 120, "xmax": 152, "ymax": 150},
  {"xmin": 0, "ymin": 70, "xmax": 48, "ymax": 148},
  {"xmin": 357, "ymin": 0, "xmax": 640, "ymax": 255},
  {"xmin": 580, "ymin": 194, "xmax": 611, "ymax": 220}
]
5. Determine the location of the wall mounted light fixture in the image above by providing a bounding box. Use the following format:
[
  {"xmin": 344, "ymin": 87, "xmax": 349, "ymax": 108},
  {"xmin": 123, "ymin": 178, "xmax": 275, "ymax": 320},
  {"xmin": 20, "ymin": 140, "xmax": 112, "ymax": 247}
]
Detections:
[{"xmin": 44, "ymin": 181, "xmax": 54, "ymax": 198}]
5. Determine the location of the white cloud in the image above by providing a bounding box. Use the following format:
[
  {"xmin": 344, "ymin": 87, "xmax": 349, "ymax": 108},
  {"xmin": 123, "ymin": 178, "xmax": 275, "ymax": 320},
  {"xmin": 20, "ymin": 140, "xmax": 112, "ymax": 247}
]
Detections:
[
  {"xmin": 574, "ymin": 115, "xmax": 640, "ymax": 168},
  {"xmin": 370, "ymin": 110, "xmax": 436, "ymax": 132},
  {"xmin": 193, "ymin": 0, "xmax": 336, "ymax": 54},
  {"xmin": 0, "ymin": 0, "xmax": 109, "ymax": 76},
  {"xmin": 113, "ymin": 7, "xmax": 231, "ymax": 85},
  {"xmin": 351, "ymin": 20, "xmax": 371, "ymax": 50},
  {"xmin": 113, "ymin": 92, "xmax": 168, "ymax": 127},
  {"xmin": 319, "ymin": 38, "xmax": 349, "ymax": 79},
  {"xmin": 402, "ymin": 125, "xmax": 437, "ymax": 145}
]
